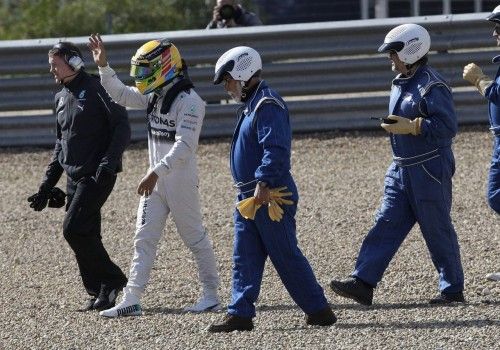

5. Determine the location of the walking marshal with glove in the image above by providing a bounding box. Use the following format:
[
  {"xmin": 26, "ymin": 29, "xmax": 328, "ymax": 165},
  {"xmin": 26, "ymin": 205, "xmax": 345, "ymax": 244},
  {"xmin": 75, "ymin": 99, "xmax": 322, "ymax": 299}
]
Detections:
[
  {"xmin": 208, "ymin": 46, "xmax": 336, "ymax": 333},
  {"xmin": 330, "ymin": 24, "xmax": 465, "ymax": 306}
]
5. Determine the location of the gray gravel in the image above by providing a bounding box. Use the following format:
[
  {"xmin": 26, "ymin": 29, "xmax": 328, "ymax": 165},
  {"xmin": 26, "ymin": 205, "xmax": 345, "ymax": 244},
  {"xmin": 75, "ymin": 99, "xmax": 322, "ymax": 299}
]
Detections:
[{"xmin": 0, "ymin": 126, "xmax": 498, "ymax": 349}]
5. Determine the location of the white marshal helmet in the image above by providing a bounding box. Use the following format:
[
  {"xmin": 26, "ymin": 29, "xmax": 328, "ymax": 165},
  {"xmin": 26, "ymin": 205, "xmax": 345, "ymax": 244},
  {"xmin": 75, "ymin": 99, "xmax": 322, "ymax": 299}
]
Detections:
[
  {"xmin": 213, "ymin": 46, "xmax": 262, "ymax": 85},
  {"xmin": 487, "ymin": 5, "xmax": 500, "ymax": 23},
  {"xmin": 378, "ymin": 23, "xmax": 431, "ymax": 65}
]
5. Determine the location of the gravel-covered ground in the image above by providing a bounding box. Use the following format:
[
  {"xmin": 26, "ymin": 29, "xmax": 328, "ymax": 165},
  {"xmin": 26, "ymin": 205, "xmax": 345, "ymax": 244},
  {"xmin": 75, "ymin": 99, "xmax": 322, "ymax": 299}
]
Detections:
[{"xmin": 0, "ymin": 126, "xmax": 498, "ymax": 349}]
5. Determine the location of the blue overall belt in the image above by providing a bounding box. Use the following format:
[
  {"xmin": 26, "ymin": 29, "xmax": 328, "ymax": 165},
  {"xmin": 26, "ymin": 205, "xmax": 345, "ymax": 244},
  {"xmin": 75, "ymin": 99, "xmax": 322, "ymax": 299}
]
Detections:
[
  {"xmin": 233, "ymin": 179, "xmax": 258, "ymax": 195},
  {"xmin": 490, "ymin": 126, "xmax": 500, "ymax": 137},
  {"xmin": 393, "ymin": 148, "xmax": 440, "ymax": 167}
]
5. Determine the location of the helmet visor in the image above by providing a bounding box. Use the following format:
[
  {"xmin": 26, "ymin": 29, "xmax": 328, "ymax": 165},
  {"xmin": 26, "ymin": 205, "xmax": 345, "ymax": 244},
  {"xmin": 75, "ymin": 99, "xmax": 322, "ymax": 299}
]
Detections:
[
  {"xmin": 130, "ymin": 64, "xmax": 154, "ymax": 79},
  {"xmin": 213, "ymin": 60, "xmax": 235, "ymax": 84},
  {"xmin": 487, "ymin": 12, "xmax": 500, "ymax": 23},
  {"xmin": 378, "ymin": 41, "xmax": 405, "ymax": 53}
]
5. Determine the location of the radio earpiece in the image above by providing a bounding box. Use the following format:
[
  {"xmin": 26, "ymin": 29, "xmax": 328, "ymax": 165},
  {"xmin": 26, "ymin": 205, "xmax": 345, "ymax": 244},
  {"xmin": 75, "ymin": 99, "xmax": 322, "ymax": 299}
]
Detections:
[
  {"xmin": 52, "ymin": 42, "xmax": 85, "ymax": 71},
  {"xmin": 67, "ymin": 55, "xmax": 83, "ymax": 71}
]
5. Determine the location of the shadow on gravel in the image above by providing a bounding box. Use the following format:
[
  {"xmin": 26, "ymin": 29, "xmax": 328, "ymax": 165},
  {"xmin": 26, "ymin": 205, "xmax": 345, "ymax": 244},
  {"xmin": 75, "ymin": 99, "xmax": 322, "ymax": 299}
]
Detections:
[
  {"xmin": 257, "ymin": 318, "xmax": 500, "ymax": 333},
  {"xmin": 231, "ymin": 300, "xmax": 500, "ymax": 314},
  {"xmin": 142, "ymin": 307, "xmax": 185, "ymax": 315},
  {"xmin": 259, "ymin": 318, "xmax": 499, "ymax": 332},
  {"xmin": 333, "ymin": 300, "xmax": 500, "ymax": 311},
  {"xmin": 256, "ymin": 304, "xmax": 300, "ymax": 312},
  {"xmin": 335, "ymin": 319, "xmax": 500, "ymax": 330}
]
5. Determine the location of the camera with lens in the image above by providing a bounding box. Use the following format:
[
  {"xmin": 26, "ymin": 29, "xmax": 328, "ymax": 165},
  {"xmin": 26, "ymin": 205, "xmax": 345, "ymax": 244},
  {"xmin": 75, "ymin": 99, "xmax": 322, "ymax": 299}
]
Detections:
[{"xmin": 219, "ymin": 4, "xmax": 235, "ymax": 20}]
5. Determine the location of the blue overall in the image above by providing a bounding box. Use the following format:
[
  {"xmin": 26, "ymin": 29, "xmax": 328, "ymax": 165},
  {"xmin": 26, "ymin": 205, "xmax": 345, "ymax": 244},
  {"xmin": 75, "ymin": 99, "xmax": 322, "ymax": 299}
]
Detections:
[
  {"xmin": 353, "ymin": 65, "xmax": 464, "ymax": 294},
  {"xmin": 228, "ymin": 81, "xmax": 328, "ymax": 318},
  {"xmin": 482, "ymin": 56, "xmax": 500, "ymax": 214}
]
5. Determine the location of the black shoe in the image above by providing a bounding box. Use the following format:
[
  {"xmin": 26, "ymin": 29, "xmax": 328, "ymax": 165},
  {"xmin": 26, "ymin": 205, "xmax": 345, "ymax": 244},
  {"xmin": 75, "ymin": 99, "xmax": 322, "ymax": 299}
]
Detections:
[
  {"xmin": 429, "ymin": 292, "xmax": 465, "ymax": 304},
  {"xmin": 330, "ymin": 276, "xmax": 374, "ymax": 306},
  {"xmin": 305, "ymin": 306, "xmax": 337, "ymax": 326},
  {"xmin": 93, "ymin": 283, "xmax": 125, "ymax": 311},
  {"xmin": 208, "ymin": 314, "xmax": 254, "ymax": 333},
  {"xmin": 78, "ymin": 297, "xmax": 97, "ymax": 312}
]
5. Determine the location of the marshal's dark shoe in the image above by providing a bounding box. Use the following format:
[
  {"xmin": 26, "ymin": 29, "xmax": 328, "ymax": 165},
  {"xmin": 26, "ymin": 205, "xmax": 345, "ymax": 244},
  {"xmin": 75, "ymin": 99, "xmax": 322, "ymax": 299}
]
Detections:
[
  {"xmin": 330, "ymin": 276, "xmax": 374, "ymax": 306},
  {"xmin": 78, "ymin": 297, "xmax": 97, "ymax": 312},
  {"xmin": 305, "ymin": 305, "xmax": 337, "ymax": 326},
  {"xmin": 429, "ymin": 292, "xmax": 465, "ymax": 304},
  {"xmin": 208, "ymin": 314, "xmax": 254, "ymax": 333},
  {"xmin": 93, "ymin": 281, "xmax": 126, "ymax": 311}
]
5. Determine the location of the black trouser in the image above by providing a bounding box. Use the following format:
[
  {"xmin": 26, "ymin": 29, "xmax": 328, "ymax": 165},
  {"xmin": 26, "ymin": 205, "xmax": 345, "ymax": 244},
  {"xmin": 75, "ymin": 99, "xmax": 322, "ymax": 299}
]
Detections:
[{"xmin": 64, "ymin": 176, "xmax": 127, "ymax": 297}]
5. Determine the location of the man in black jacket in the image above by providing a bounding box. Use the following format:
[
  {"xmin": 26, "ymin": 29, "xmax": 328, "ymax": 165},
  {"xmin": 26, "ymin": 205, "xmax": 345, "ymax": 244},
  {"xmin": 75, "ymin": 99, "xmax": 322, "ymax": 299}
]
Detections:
[{"xmin": 28, "ymin": 42, "xmax": 130, "ymax": 311}]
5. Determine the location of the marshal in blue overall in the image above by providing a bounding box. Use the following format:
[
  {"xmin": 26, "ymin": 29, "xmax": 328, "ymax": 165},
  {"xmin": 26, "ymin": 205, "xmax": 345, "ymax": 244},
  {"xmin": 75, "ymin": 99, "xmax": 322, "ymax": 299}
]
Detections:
[
  {"xmin": 462, "ymin": 6, "xmax": 500, "ymax": 282},
  {"xmin": 330, "ymin": 24, "xmax": 465, "ymax": 305},
  {"xmin": 209, "ymin": 46, "xmax": 336, "ymax": 332}
]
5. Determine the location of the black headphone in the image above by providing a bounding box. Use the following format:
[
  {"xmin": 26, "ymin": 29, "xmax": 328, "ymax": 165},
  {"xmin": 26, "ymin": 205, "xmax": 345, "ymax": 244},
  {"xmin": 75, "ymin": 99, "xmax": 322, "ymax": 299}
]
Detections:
[{"xmin": 52, "ymin": 42, "xmax": 84, "ymax": 71}]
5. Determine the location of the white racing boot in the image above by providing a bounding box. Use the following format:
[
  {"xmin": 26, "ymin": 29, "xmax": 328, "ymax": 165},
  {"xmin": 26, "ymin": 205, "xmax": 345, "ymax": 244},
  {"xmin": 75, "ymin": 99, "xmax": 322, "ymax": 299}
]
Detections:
[
  {"xmin": 99, "ymin": 291, "xmax": 143, "ymax": 318},
  {"xmin": 184, "ymin": 292, "xmax": 221, "ymax": 313}
]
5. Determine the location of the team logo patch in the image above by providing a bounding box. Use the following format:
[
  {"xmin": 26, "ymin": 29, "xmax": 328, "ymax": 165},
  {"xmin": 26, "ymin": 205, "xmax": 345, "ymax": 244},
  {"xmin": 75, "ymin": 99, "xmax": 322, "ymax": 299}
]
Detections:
[
  {"xmin": 78, "ymin": 90, "xmax": 86, "ymax": 99},
  {"xmin": 406, "ymin": 37, "xmax": 418, "ymax": 45},
  {"xmin": 237, "ymin": 52, "xmax": 249, "ymax": 61},
  {"xmin": 141, "ymin": 198, "xmax": 148, "ymax": 225}
]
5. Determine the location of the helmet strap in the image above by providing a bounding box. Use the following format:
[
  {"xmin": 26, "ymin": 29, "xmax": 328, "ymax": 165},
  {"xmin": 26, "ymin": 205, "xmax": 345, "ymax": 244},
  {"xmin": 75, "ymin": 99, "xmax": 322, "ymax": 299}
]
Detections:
[
  {"xmin": 240, "ymin": 81, "xmax": 248, "ymax": 100},
  {"xmin": 153, "ymin": 75, "xmax": 182, "ymax": 93},
  {"xmin": 241, "ymin": 77, "xmax": 262, "ymax": 102},
  {"xmin": 402, "ymin": 64, "xmax": 412, "ymax": 75},
  {"xmin": 159, "ymin": 76, "xmax": 194, "ymax": 114},
  {"xmin": 404, "ymin": 63, "xmax": 421, "ymax": 77}
]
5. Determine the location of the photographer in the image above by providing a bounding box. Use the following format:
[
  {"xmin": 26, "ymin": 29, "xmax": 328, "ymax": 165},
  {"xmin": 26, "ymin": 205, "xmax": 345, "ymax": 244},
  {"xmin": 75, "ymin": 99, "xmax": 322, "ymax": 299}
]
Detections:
[{"xmin": 206, "ymin": 0, "xmax": 262, "ymax": 29}]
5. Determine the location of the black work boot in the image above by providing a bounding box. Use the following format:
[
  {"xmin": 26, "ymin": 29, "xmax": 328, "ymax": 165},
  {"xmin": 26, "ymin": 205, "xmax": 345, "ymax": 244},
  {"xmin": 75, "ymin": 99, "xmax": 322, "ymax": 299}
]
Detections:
[
  {"xmin": 93, "ymin": 282, "xmax": 126, "ymax": 311},
  {"xmin": 305, "ymin": 305, "xmax": 337, "ymax": 326},
  {"xmin": 330, "ymin": 276, "xmax": 374, "ymax": 306},
  {"xmin": 429, "ymin": 292, "xmax": 465, "ymax": 304},
  {"xmin": 208, "ymin": 314, "xmax": 254, "ymax": 333}
]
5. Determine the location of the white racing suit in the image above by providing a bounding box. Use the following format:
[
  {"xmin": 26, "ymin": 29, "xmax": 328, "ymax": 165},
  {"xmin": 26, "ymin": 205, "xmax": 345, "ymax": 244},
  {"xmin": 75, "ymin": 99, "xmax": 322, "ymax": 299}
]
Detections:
[{"xmin": 98, "ymin": 65, "xmax": 219, "ymax": 299}]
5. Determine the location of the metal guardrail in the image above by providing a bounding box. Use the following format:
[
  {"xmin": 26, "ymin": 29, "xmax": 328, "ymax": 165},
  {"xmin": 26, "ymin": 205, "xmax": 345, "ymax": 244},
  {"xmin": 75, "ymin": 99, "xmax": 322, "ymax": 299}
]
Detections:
[{"xmin": 0, "ymin": 13, "xmax": 495, "ymax": 147}]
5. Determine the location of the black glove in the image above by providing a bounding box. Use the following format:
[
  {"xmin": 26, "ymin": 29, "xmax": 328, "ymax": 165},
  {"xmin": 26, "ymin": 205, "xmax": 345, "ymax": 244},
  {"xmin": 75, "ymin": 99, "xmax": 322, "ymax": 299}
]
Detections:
[
  {"xmin": 48, "ymin": 187, "xmax": 66, "ymax": 208},
  {"xmin": 27, "ymin": 188, "xmax": 50, "ymax": 211},
  {"xmin": 94, "ymin": 166, "xmax": 115, "ymax": 187}
]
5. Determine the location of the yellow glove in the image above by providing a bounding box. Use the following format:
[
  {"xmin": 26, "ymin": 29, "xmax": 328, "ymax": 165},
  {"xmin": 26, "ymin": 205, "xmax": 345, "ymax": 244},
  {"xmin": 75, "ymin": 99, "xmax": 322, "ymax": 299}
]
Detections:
[
  {"xmin": 236, "ymin": 197, "xmax": 261, "ymax": 220},
  {"xmin": 267, "ymin": 186, "xmax": 294, "ymax": 222},
  {"xmin": 463, "ymin": 63, "xmax": 493, "ymax": 96},
  {"xmin": 381, "ymin": 115, "xmax": 422, "ymax": 136},
  {"xmin": 268, "ymin": 186, "xmax": 294, "ymax": 206},
  {"xmin": 237, "ymin": 187, "xmax": 294, "ymax": 222},
  {"xmin": 268, "ymin": 199, "xmax": 284, "ymax": 222}
]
